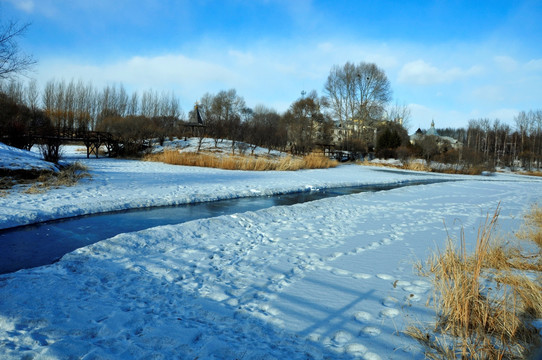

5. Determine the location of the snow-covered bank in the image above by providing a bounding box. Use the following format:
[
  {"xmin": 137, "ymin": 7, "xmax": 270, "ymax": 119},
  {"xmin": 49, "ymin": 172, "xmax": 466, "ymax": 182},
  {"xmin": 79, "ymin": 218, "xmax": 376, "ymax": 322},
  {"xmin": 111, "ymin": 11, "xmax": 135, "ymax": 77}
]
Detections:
[
  {"xmin": 1, "ymin": 178, "xmax": 542, "ymax": 359},
  {"xmin": 0, "ymin": 142, "xmax": 59, "ymax": 173},
  {"xmin": 0, "ymin": 144, "xmax": 464, "ymax": 230}
]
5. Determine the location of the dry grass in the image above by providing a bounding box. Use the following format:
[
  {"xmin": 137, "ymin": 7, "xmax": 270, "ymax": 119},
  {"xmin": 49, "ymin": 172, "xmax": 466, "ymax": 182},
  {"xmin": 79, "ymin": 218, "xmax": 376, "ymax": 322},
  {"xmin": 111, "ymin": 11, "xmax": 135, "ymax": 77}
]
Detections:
[
  {"xmin": 23, "ymin": 162, "xmax": 91, "ymax": 194},
  {"xmin": 359, "ymin": 159, "xmax": 434, "ymax": 172},
  {"xmin": 407, "ymin": 206, "xmax": 542, "ymax": 359},
  {"xmin": 358, "ymin": 159, "xmax": 493, "ymax": 175},
  {"xmin": 144, "ymin": 150, "xmax": 338, "ymax": 171},
  {"xmin": 519, "ymin": 171, "xmax": 542, "ymax": 177},
  {"xmin": 403, "ymin": 161, "xmax": 432, "ymax": 172}
]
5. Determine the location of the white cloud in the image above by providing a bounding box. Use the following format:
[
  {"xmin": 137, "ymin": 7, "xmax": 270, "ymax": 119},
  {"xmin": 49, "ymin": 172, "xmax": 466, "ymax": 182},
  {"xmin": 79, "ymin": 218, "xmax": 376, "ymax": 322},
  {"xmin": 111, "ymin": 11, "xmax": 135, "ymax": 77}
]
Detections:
[
  {"xmin": 470, "ymin": 85, "xmax": 506, "ymax": 103},
  {"xmin": 525, "ymin": 58, "xmax": 542, "ymax": 71},
  {"xmin": 317, "ymin": 42, "xmax": 334, "ymax": 53},
  {"xmin": 31, "ymin": 36, "xmax": 537, "ymax": 125},
  {"xmin": 7, "ymin": 0, "xmax": 35, "ymax": 13},
  {"xmin": 494, "ymin": 55, "xmax": 518, "ymax": 72},
  {"xmin": 4, "ymin": 0, "xmax": 34, "ymax": 12},
  {"xmin": 398, "ymin": 60, "xmax": 483, "ymax": 85},
  {"xmin": 35, "ymin": 54, "xmax": 240, "ymax": 108},
  {"xmin": 487, "ymin": 108, "xmax": 520, "ymax": 121}
]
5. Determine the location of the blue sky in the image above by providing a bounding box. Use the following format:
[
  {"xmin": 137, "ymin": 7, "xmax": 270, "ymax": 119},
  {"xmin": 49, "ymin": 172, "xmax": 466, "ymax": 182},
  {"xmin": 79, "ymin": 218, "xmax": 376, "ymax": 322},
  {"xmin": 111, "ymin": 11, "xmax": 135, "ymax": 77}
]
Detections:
[{"xmin": 1, "ymin": 0, "xmax": 541, "ymax": 130}]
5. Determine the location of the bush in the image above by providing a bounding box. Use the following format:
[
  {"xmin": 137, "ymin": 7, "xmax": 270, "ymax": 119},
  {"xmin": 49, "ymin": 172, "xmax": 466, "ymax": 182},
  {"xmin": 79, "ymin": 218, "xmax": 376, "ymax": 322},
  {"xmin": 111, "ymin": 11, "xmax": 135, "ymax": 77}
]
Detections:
[
  {"xmin": 144, "ymin": 150, "xmax": 338, "ymax": 171},
  {"xmin": 406, "ymin": 206, "xmax": 542, "ymax": 359},
  {"xmin": 377, "ymin": 127, "xmax": 402, "ymax": 150},
  {"xmin": 375, "ymin": 148, "xmax": 396, "ymax": 159},
  {"xmin": 39, "ymin": 138, "xmax": 62, "ymax": 163}
]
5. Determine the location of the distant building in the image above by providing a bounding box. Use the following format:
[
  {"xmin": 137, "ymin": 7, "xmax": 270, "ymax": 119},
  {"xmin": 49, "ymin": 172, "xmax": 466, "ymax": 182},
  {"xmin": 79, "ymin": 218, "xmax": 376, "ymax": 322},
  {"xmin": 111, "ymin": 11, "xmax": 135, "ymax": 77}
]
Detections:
[
  {"xmin": 410, "ymin": 120, "xmax": 462, "ymax": 151},
  {"xmin": 426, "ymin": 120, "xmax": 438, "ymax": 136}
]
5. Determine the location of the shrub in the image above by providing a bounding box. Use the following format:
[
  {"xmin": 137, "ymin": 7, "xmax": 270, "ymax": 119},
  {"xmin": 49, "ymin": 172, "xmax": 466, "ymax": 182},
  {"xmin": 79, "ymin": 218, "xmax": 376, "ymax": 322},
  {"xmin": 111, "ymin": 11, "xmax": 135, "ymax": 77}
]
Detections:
[
  {"xmin": 144, "ymin": 150, "xmax": 337, "ymax": 171},
  {"xmin": 39, "ymin": 137, "xmax": 62, "ymax": 163},
  {"xmin": 406, "ymin": 206, "xmax": 542, "ymax": 359},
  {"xmin": 375, "ymin": 148, "xmax": 397, "ymax": 159}
]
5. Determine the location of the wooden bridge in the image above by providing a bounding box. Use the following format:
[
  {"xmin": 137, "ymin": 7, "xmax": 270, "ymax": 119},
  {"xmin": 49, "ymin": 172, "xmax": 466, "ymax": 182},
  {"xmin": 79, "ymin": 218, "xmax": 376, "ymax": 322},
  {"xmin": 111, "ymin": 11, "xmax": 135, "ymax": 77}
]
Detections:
[{"xmin": 14, "ymin": 131, "xmax": 120, "ymax": 158}]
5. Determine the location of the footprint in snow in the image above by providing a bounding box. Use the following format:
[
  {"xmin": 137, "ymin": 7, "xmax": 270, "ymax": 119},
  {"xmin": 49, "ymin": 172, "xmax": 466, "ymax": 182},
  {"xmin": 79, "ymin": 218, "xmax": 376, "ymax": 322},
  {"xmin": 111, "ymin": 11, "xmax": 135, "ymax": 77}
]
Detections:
[
  {"xmin": 380, "ymin": 308, "xmax": 400, "ymax": 318},
  {"xmin": 376, "ymin": 274, "xmax": 393, "ymax": 281},
  {"xmin": 382, "ymin": 296, "xmax": 399, "ymax": 307},
  {"xmin": 331, "ymin": 268, "xmax": 350, "ymax": 276},
  {"xmin": 360, "ymin": 326, "xmax": 381, "ymax": 337},
  {"xmin": 394, "ymin": 280, "xmax": 411, "ymax": 287},
  {"xmin": 353, "ymin": 311, "xmax": 372, "ymax": 323},
  {"xmin": 345, "ymin": 343, "xmax": 368, "ymax": 356},
  {"xmin": 403, "ymin": 285, "xmax": 430, "ymax": 294},
  {"xmin": 364, "ymin": 352, "xmax": 383, "ymax": 360},
  {"xmin": 332, "ymin": 330, "xmax": 353, "ymax": 345},
  {"xmin": 405, "ymin": 293, "xmax": 421, "ymax": 302},
  {"xmin": 352, "ymin": 273, "xmax": 372, "ymax": 280}
]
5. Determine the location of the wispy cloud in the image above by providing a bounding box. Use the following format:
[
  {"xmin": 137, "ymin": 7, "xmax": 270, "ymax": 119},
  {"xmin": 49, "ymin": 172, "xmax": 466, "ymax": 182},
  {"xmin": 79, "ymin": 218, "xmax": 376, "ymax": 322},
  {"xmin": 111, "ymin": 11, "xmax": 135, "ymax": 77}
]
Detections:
[
  {"xmin": 525, "ymin": 58, "xmax": 542, "ymax": 71},
  {"xmin": 3, "ymin": 0, "xmax": 34, "ymax": 12},
  {"xmin": 494, "ymin": 55, "xmax": 518, "ymax": 72},
  {"xmin": 398, "ymin": 60, "xmax": 483, "ymax": 85}
]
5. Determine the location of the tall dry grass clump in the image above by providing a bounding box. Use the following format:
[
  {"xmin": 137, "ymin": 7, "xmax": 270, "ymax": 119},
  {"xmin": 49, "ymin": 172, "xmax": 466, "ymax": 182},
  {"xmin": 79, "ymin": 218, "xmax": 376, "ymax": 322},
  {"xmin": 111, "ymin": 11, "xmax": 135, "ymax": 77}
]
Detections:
[
  {"xmin": 403, "ymin": 161, "xmax": 432, "ymax": 172},
  {"xmin": 144, "ymin": 150, "xmax": 337, "ymax": 171},
  {"xmin": 406, "ymin": 206, "xmax": 542, "ymax": 359},
  {"xmin": 23, "ymin": 162, "xmax": 91, "ymax": 194}
]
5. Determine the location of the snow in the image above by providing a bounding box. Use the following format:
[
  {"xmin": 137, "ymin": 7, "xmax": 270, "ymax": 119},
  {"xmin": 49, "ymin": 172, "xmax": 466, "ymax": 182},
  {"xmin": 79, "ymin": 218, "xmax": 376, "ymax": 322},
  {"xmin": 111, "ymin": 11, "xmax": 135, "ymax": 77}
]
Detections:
[
  {"xmin": 1, "ymin": 141, "xmax": 542, "ymax": 359},
  {"xmin": 0, "ymin": 142, "xmax": 59, "ymax": 172}
]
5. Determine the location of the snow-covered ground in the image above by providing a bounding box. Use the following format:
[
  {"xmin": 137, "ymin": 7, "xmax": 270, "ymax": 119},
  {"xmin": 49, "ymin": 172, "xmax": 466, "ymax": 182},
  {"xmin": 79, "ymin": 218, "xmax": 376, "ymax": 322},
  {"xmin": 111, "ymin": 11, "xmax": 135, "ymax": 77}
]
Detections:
[
  {"xmin": 1, "ymin": 142, "xmax": 542, "ymax": 359},
  {"xmin": 0, "ymin": 142, "xmax": 59, "ymax": 173}
]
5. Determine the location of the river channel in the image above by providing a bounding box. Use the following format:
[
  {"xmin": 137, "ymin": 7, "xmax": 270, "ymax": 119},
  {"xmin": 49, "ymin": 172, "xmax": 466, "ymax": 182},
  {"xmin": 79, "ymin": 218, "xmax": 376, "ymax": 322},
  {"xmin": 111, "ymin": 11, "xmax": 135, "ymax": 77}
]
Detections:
[{"xmin": 0, "ymin": 180, "xmax": 446, "ymax": 274}]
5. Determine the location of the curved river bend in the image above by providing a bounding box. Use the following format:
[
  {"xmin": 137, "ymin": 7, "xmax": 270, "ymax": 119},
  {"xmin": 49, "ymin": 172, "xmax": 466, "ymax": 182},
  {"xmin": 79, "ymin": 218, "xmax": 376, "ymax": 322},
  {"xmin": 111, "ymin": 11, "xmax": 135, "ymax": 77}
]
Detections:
[{"xmin": 0, "ymin": 180, "xmax": 447, "ymax": 274}]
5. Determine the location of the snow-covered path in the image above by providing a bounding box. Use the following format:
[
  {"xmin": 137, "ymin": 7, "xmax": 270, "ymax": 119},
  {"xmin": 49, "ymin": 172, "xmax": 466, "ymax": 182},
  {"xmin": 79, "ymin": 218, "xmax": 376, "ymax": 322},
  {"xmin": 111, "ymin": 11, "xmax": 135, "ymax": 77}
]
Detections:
[{"xmin": 1, "ymin": 144, "xmax": 542, "ymax": 359}]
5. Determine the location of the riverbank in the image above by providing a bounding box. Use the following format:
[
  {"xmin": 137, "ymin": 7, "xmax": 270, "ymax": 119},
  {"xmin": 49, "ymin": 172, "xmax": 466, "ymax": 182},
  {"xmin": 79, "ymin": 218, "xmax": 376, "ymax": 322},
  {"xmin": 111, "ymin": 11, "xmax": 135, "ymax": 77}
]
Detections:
[{"xmin": 0, "ymin": 144, "xmax": 464, "ymax": 230}]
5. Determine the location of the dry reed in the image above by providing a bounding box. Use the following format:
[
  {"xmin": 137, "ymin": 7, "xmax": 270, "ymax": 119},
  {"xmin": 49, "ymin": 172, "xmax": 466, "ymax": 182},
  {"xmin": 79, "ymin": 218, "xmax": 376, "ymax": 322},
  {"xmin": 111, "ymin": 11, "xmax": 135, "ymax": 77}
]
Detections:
[
  {"xmin": 144, "ymin": 150, "xmax": 338, "ymax": 171},
  {"xmin": 23, "ymin": 162, "xmax": 91, "ymax": 194},
  {"xmin": 520, "ymin": 171, "xmax": 542, "ymax": 178},
  {"xmin": 403, "ymin": 162, "xmax": 432, "ymax": 172},
  {"xmin": 407, "ymin": 206, "xmax": 542, "ymax": 359}
]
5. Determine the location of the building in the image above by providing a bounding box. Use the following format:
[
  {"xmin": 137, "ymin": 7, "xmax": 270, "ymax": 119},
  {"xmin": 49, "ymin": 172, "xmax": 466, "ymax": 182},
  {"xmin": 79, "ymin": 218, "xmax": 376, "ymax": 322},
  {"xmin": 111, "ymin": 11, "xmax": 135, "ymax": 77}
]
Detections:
[{"xmin": 410, "ymin": 120, "xmax": 462, "ymax": 150}]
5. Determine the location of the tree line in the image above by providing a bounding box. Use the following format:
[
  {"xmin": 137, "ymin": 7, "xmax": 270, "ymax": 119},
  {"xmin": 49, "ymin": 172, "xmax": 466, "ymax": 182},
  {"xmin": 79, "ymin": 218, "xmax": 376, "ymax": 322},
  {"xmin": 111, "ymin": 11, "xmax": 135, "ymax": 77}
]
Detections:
[
  {"xmin": 435, "ymin": 111, "xmax": 542, "ymax": 171},
  {"xmin": 2, "ymin": 74, "xmax": 541, "ymax": 173},
  {"xmin": 1, "ymin": 61, "xmax": 407, "ymax": 159}
]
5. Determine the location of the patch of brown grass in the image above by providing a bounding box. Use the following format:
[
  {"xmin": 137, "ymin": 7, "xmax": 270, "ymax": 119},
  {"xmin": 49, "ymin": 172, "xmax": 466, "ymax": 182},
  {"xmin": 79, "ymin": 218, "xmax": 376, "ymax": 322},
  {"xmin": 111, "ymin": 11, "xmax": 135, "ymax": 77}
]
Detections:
[
  {"xmin": 517, "ymin": 204, "xmax": 542, "ymax": 251},
  {"xmin": 22, "ymin": 162, "xmax": 91, "ymax": 194},
  {"xmin": 359, "ymin": 159, "xmax": 496, "ymax": 175},
  {"xmin": 403, "ymin": 162, "xmax": 432, "ymax": 172},
  {"xmin": 519, "ymin": 171, "xmax": 542, "ymax": 177},
  {"xmin": 407, "ymin": 206, "xmax": 542, "ymax": 359},
  {"xmin": 144, "ymin": 150, "xmax": 338, "ymax": 171},
  {"xmin": 359, "ymin": 160, "xmax": 433, "ymax": 172}
]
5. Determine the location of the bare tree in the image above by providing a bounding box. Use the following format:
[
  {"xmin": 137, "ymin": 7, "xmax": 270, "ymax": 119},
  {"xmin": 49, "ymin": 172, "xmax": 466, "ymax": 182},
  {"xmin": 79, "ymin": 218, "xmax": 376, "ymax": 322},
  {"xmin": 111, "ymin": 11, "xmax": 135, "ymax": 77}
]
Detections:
[
  {"xmin": 25, "ymin": 78, "xmax": 39, "ymax": 111},
  {"xmin": 387, "ymin": 101, "xmax": 412, "ymax": 130},
  {"xmin": 0, "ymin": 21, "xmax": 36, "ymax": 79},
  {"xmin": 323, "ymin": 61, "xmax": 392, "ymax": 150},
  {"xmin": 205, "ymin": 89, "xmax": 246, "ymax": 152},
  {"xmin": 283, "ymin": 90, "xmax": 328, "ymax": 155},
  {"xmin": 127, "ymin": 91, "xmax": 139, "ymax": 116}
]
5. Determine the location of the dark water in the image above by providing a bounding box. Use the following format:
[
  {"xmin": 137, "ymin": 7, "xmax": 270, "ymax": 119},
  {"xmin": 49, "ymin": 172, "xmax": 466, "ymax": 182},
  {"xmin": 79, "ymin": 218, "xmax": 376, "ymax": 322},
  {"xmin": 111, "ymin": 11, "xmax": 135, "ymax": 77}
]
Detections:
[{"xmin": 0, "ymin": 180, "xmax": 444, "ymax": 274}]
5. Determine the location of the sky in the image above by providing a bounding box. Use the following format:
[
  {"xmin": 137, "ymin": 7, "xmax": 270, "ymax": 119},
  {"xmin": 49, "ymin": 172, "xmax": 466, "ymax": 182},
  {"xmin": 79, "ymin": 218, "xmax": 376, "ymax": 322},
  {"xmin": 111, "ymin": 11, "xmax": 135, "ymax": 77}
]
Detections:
[{"xmin": 1, "ymin": 0, "xmax": 541, "ymax": 130}]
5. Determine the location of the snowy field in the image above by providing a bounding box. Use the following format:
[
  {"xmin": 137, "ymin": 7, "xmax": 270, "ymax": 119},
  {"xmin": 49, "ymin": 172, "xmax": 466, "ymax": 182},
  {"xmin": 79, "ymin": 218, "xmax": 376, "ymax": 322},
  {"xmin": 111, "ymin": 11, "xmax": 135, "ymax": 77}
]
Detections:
[{"xmin": 1, "ymin": 142, "xmax": 542, "ymax": 359}]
